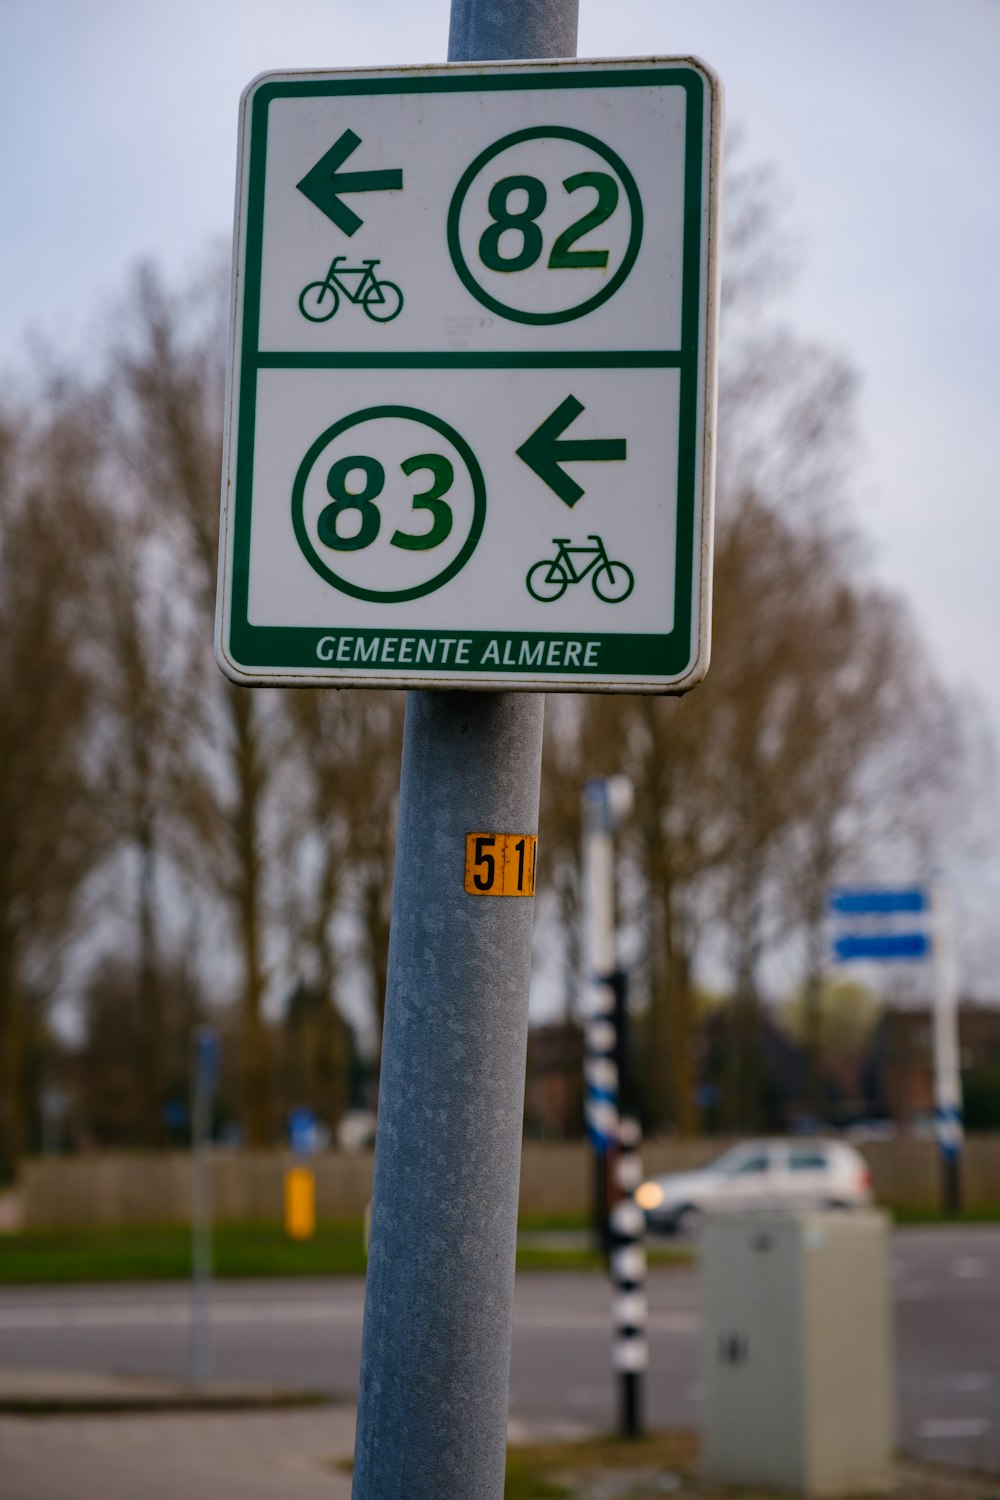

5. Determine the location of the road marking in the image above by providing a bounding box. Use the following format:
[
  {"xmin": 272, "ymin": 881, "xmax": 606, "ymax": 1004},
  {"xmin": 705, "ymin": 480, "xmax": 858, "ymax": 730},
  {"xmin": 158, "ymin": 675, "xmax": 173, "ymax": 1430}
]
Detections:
[
  {"xmin": 565, "ymin": 1384, "xmax": 610, "ymax": 1407},
  {"xmin": 951, "ymin": 1256, "xmax": 988, "ymax": 1279},
  {"xmin": 0, "ymin": 1302, "xmax": 365, "ymax": 1331},
  {"xmin": 515, "ymin": 1308, "xmax": 697, "ymax": 1334},
  {"xmin": 954, "ymin": 1372, "xmax": 996, "ymax": 1393},
  {"xmin": 508, "ymin": 1415, "xmax": 590, "ymax": 1443},
  {"xmin": 0, "ymin": 1301, "xmax": 697, "ymax": 1335},
  {"xmin": 919, "ymin": 1418, "xmax": 992, "ymax": 1440},
  {"xmin": 894, "ymin": 1280, "xmax": 934, "ymax": 1301}
]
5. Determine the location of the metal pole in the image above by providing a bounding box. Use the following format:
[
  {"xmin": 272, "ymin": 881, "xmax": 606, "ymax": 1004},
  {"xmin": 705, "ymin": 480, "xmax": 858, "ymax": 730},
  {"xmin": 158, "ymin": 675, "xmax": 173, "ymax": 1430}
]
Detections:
[
  {"xmin": 351, "ymin": 693, "xmax": 545, "ymax": 1500},
  {"xmin": 931, "ymin": 883, "xmax": 963, "ymax": 1216},
  {"xmin": 582, "ymin": 780, "xmax": 620, "ymax": 1252},
  {"xmin": 581, "ymin": 780, "xmax": 620, "ymax": 1248},
  {"xmin": 352, "ymin": 10, "xmax": 575, "ymax": 1493},
  {"xmin": 448, "ymin": 0, "xmax": 578, "ymax": 61},
  {"xmin": 190, "ymin": 1027, "xmax": 217, "ymax": 1384}
]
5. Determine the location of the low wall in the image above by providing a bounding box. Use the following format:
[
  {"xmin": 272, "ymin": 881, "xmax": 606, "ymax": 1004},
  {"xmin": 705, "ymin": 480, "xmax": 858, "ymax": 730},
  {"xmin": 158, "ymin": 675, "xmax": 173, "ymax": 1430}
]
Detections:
[
  {"xmin": 20, "ymin": 1151, "xmax": 377, "ymax": 1230},
  {"xmin": 861, "ymin": 1139, "xmax": 940, "ymax": 1209},
  {"xmin": 963, "ymin": 1135, "xmax": 1000, "ymax": 1205},
  {"xmin": 18, "ymin": 1136, "xmax": 1000, "ymax": 1230}
]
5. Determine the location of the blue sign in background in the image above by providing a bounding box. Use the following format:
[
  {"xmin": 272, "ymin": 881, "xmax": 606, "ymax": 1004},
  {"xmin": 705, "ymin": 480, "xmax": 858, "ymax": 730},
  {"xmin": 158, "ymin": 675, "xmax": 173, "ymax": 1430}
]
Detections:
[
  {"xmin": 828, "ymin": 888, "xmax": 927, "ymax": 916},
  {"xmin": 289, "ymin": 1107, "xmax": 319, "ymax": 1156},
  {"xmin": 833, "ymin": 932, "xmax": 930, "ymax": 962},
  {"xmin": 829, "ymin": 887, "xmax": 931, "ymax": 963}
]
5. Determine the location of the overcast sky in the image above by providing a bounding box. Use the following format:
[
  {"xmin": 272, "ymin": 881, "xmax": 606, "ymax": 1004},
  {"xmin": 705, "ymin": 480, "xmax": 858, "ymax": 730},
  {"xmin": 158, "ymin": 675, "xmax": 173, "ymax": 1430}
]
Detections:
[{"xmin": 2, "ymin": 0, "xmax": 998, "ymax": 990}]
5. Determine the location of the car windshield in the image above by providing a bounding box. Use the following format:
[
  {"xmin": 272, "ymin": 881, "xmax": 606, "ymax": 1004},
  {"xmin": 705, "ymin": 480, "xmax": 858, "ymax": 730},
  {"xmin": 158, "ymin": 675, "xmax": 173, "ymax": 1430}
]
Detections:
[
  {"xmin": 708, "ymin": 1147, "xmax": 769, "ymax": 1175},
  {"xmin": 789, "ymin": 1149, "xmax": 829, "ymax": 1171}
]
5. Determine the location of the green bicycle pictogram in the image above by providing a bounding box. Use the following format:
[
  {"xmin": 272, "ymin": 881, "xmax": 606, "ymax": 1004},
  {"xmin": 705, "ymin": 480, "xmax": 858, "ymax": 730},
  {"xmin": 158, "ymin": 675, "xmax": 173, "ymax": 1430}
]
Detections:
[
  {"xmin": 526, "ymin": 535, "xmax": 634, "ymax": 603},
  {"xmin": 298, "ymin": 256, "xmax": 404, "ymax": 323}
]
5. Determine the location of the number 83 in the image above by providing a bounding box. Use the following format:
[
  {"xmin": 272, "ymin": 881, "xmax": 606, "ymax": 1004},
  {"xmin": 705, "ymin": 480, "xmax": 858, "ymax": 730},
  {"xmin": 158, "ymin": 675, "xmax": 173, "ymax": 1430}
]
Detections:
[{"xmin": 318, "ymin": 452, "xmax": 454, "ymax": 553}]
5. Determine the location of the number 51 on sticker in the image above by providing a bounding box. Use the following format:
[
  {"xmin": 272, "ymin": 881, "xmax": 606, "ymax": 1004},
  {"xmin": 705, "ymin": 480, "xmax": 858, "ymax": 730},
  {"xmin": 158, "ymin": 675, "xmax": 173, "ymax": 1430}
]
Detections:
[{"xmin": 464, "ymin": 833, "xmax": 537, "ymax": 896}]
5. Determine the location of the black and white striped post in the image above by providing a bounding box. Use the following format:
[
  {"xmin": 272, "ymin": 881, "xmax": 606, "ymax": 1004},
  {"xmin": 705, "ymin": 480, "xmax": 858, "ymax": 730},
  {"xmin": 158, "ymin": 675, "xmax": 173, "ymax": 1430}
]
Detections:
[
  {"xmin": 190, "ymin": 1026, "xmax": 219, "ymax": 1385},
  {"xmin": 610, "ymin": 967, "xmax": 647, "ymax": 1437},
  {"xmin": 582, "ymin": 778, "xmax": 647, "ymax": 1438},
  {"xmin": 610, "ymin": 1113, "xmax": 648, "ymax": 1437},
  {"xmin": 583, "ymin": 972, "xmax": 618, "ymax": 1250}
]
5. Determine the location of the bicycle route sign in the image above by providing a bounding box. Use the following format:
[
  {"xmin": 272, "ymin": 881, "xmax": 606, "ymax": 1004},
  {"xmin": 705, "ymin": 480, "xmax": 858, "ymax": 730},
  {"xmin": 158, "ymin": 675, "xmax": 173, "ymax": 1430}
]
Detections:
[{"xmin": 216, "ymin": 57, "xmax": 721, "ymax": 692}]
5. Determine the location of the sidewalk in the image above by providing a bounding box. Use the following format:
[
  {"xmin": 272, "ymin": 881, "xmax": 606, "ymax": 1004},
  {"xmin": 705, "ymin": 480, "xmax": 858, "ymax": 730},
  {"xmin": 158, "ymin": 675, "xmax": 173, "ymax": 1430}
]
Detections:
[
  {"xmin": 0, "ymin": 1368, "xmax": 354, "ymax": 1500},
  {"xmin": 0, "ymin": 1406, "xmax": 357, "ymax": 1500},
  {"xmin": 1, "ymin": 1370, "xmax": 997, "ymax": 1500}
]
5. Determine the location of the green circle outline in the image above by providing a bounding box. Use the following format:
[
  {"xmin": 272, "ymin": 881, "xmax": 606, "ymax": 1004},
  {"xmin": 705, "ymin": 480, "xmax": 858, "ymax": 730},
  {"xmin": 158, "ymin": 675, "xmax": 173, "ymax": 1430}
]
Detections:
[
  {"xmin": 291, "ymin": 405, "xmax": 486, "ymax": 603},
  {"xmin": 447, "ymin": 125, "xmax": 644, "ymax": 326}
]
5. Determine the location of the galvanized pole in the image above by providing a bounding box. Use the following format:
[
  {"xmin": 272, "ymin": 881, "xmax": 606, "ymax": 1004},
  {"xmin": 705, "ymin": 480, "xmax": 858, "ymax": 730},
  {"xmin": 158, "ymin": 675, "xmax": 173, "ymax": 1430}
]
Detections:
[
  {"xmin": 582, "ymin": 778, "xmax": 621, "ymax": 1251},
  {"xmin": 352, "ymin": 11, "xmax": 576, "ymax": 1493},
  {"xmin": 931, "ymin": 883, "xmax": 963, "ymax": 1215},
  {"xmin": 447, "ymin": 0, "xmax": 578, "ymax": 61},
  {"xmin": 190, "ymin": 1027, "xmax": 218, "ymax": 1384},
  {"xmin": 352, "ymin": 695, "xmax": 546, "ymax": 1500}
]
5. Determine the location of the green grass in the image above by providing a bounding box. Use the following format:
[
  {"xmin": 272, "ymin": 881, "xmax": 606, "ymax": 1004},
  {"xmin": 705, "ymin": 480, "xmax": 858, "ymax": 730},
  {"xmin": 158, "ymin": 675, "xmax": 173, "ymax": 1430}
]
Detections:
[
  {"xmin": 516, "ymin": 1245, "xmax": 693, "ymax": 1272},
  {"xmin": 516, "ymin": 1215, "xmax": 592, "ymax": 1233},
  {"xmin": 504, "ymin": 1451, "xmax": 574, "ymax": 1499},
  {"xmin": 0, "ymin": 1215, "xmax": 693, "ymax": 1284},
  {"xmin": 505, "ymin": 1431, "xmax": 699, "ymax": 1499},
  {"xmin": 890, "ymin": 1204, "xmax": 1000, "ymax": 1226},
  {"xmin": 0, "ymin": 1222, "xmax": 369, "ymax": 1283},
  {"xmin": 516, "ymin": 1216, "xmax": 694, "ymax": 1270},
  {"xmin": 515, "ymin": 1246, "xmax": 607, "ymax": 1272},
  {"xmin": 21, "ymin": 1203, "xmax": 996, "ymax": 1285}
]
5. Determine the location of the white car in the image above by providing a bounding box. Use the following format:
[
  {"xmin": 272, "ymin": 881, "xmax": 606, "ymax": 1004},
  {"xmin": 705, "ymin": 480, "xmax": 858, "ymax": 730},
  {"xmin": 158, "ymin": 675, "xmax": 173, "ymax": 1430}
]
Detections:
[{"xmin": 634, "ymin": 1138, "xmax": 873, "ymax": 1235}]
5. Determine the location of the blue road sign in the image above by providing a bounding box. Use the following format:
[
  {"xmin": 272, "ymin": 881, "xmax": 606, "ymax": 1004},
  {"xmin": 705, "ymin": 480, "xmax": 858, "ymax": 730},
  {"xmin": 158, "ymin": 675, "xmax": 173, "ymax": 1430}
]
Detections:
[
  {"xmin": 833, "ymin": 932, "xmax": 930, "ymax": 962},
  {"xmin": 828, "ymin": 888, "xmax": 927, "ymax": 915},
  {"xmin": 195, "ymin": 1027, "xmax": 221, "ymax": 1088},
  {"xmin": 289, "ymin": 1107, "xmax": 319, "ymax": 1156}
]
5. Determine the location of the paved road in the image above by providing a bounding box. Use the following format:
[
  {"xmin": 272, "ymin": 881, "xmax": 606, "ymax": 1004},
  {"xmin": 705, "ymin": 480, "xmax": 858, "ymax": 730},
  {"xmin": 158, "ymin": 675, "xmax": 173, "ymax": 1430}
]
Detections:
[
  {"xmin": 0, "ymin": 1226, "xmax": 997, "ymax": 1473},
  {"xmin": 892, "ymin": 1226, "xmax": 1000, "ymax": 1471}
]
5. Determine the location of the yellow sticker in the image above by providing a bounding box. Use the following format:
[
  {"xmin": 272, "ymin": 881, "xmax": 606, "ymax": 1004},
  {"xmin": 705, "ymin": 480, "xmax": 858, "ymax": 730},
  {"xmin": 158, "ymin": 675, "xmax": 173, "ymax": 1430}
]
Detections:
[{"xmin": 464, "ymin": 833, "xmax": 537, "ymax": 896}]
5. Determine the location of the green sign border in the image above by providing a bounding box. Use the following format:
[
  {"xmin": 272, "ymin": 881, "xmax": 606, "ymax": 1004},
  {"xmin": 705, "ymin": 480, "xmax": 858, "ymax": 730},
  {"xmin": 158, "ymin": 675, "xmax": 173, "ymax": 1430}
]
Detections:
[
  {"xmin": 225, "ymin": 64, "xmax": 708, "ymax": 684},
  {"xmin": 446, "ymin": 124, "xmax": 644, "ymax": 326}
]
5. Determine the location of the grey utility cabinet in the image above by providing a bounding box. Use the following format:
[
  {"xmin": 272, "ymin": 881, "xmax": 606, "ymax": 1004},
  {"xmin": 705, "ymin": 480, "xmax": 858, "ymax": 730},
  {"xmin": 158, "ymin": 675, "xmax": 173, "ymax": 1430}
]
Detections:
[{"xmin": 701, "ymin": 1210, "xmax": 894, "ymax": 1495}]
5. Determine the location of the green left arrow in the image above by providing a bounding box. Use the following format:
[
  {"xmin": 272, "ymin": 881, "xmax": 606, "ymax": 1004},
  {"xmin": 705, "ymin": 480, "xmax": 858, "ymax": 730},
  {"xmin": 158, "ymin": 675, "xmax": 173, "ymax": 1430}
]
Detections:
[
  {"xmin": 296, "ymin": 129, "xmax": 404, "ymax": 237},
  {"xmin": 516, "ymin": 395, "xmax": 627, "ymax": 507}
]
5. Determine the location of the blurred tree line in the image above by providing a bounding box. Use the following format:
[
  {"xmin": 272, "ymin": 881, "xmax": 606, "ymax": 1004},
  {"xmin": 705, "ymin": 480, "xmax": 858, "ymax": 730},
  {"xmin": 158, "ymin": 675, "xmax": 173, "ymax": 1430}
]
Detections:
[{"xmin": 0, "ymin": 154, "xmax": 978, "ymax": 1176}]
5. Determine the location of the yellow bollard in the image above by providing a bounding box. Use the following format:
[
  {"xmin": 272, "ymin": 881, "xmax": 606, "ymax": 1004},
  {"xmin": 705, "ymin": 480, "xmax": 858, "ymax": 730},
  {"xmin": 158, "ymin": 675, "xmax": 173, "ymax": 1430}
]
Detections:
[{"xmin": 284, "ymin": 1165, "xmax": 316, "ymax": 1241}]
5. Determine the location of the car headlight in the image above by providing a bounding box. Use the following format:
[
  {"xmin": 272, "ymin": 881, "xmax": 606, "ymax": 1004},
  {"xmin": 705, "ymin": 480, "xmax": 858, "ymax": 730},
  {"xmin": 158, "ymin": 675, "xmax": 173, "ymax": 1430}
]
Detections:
[{"xmin": 634, "ymin": 1181, "xmax": 665, "ymax": 1211}]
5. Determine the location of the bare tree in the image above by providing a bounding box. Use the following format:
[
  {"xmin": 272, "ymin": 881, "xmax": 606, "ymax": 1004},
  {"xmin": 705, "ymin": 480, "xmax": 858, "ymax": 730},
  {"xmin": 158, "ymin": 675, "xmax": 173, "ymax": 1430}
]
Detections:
[
  {"xmin": 534, "ymin": 146, "xmax": 981, "ymax": 1136},
  {"xmin": 0, "ymin": 396, "xmax": 107, "ymax": 1174},
  {"xmin": 279, "ymin": 687, "xmax": 403, "ymax": 1106},
  {"xmin": 109, "ymin": 260, "xmax": 281, "ymax": 1144}
]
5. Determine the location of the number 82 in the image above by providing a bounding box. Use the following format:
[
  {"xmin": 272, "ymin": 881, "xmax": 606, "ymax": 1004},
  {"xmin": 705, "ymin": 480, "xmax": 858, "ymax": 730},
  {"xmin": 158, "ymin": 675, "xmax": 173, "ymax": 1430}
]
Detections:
[{"xmin": 478, "ymin": 171, "xmax": 620, "ymax": 273}]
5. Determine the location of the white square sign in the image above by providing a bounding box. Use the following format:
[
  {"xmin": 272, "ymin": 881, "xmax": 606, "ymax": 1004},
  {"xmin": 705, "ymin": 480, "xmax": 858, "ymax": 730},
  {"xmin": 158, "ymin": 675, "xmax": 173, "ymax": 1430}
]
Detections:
[{"xmin": 216, "ymin": 56, "xmax": 722, "ymax": 692}]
